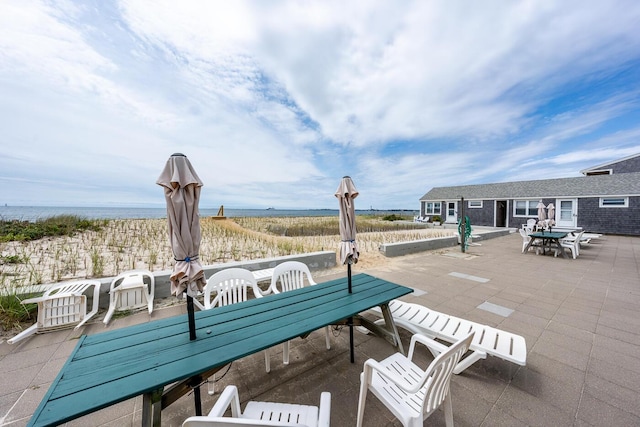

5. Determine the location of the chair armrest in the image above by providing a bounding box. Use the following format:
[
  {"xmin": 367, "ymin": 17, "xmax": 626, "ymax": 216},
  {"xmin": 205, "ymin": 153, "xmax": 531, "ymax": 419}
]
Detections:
[
  {"xmin": 21, "ymin": 292, "xmax": 79, "ymax": 305},
  {"xmin": 363, "ymin": 358, "xmax": 422, "ymax": 394},
  {"xmin": 251, "ymin": 284, "xmax": 265, "ymax": 299},
  {"xmin": 408, "ymin": 333, "xmax": 449, "ymax": 360},
  {"xmin": 114, "ymin": 282, "xmax": 148, "ymax": 291},
  {"xmin": 208, "ymin": 385, "xmax": 242, "ymax": 418},
  {"xmin": 318, "ymin": 392, "xmax": 331, "ymax": 427}
]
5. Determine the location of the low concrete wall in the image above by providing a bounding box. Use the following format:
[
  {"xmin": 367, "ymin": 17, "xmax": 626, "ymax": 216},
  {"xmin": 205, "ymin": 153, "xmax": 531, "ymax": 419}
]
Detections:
[
  {"xmin": 378, "ymin": 228, "xmax": 512, "ymax": 257},
  {"xmin": 93, "ymin": 251, "xmax": 337, "ymax": 308}
]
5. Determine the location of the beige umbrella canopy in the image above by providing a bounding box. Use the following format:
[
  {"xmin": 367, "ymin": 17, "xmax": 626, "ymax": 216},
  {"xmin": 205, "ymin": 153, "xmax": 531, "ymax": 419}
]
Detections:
[
  {"xmin": 335, "ymin": 176, "xmax": 359, "ymax": 267},
  {"xmin": 547, "ymin": 203, "xmax": 555, "ymax": 224},
  {"xmin": 547, "ymin": 203, "xmax": 555, "ymax": 218},
  {"xmin": 335, "ymin": 176, "xmax": 359, "ymax": 363},
  {"xmin": 537, "ymin": 201, "xmax": 546, "ymax": 221},
  {"xmin": 157, "ymin": 154, "xmax": 207, "ymax": 298}
]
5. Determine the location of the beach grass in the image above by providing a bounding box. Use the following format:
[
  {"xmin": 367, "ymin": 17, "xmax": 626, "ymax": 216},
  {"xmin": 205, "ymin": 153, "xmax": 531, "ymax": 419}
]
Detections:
[{"xmin": 0, "ymin": 215, "xmax": 453, "ymax": 290}]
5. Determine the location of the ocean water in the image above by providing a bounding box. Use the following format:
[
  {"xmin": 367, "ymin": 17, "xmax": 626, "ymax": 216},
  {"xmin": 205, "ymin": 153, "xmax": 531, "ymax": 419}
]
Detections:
[{"xmin": 0, "ymin": 206, "xmax": 414, "ymax": 222}]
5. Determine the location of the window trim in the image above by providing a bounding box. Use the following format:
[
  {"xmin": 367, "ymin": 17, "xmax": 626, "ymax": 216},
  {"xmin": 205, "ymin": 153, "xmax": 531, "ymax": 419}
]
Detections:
[
  {"xmin": 468, "ymin": 200, "xmax": 483, "ymax": 208},
  {"xmin": 425, "ymin": 202, "xmax": 442, "ymax": 215},
  {"xmin": 513, "ymin": 200, "xmax": 539, "ymax": 217},
  {"xmin": 599, "ymin": 197, "xmax": 628, "ymax": 208}
]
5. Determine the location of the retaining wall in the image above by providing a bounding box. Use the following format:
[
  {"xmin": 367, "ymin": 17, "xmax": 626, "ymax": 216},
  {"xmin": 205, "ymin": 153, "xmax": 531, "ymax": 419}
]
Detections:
[{"xmin": 378, "ymin": 228, "xmax": 512, "ymax": 257}]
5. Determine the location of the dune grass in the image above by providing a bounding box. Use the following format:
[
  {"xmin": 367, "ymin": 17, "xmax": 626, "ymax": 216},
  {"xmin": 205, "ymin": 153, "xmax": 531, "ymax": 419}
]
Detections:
[{"xmin": 1, "ymin": 215, "xmax": 452, "ymax": 291}]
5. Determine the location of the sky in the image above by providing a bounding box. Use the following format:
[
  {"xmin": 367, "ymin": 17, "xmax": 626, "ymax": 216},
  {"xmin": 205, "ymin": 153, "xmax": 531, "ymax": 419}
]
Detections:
[{"xmin": 1, "ymin": 0, "xmax": 640, "ymax": 210}]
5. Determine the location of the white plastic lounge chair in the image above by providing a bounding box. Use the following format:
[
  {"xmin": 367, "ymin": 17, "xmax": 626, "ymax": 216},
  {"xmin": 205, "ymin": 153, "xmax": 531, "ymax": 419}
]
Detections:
[
  {"xmin": 103, "ymin": 270, "xmax": 155, "ymax": 325},
  {"xmin": 8, "ymin": 279, "xmax": 101, "ymax": 344},
  {"xmin": 266, "ymin": 261, "xmax": 331, "ymax": 367},
  {"xmin": 183, "ymin": 385, "xmax": 331, "ymax": 427},
  {"xmin": 367, "ymin": 300, "xmax": 526, "ymax": 374},
  {"xmin": 356, "ymin": 332, "xmax": 474, "ymax": 427}
]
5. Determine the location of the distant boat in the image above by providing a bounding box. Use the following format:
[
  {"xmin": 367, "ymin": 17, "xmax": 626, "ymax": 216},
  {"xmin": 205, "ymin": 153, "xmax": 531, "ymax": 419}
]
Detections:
[{"xmin": 266, "ymin": 207, "xmax": 275, "ymax": 210}]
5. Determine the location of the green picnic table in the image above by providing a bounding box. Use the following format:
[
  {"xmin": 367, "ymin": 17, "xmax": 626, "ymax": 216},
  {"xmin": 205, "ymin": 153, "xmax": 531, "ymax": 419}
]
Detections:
[
  {"xmin": 524, "ymin": 231, "xmax": 569, "ymax": 258},
  {"xmin": 28, "ymin": 273, "xmax": 412, "ymax": 427}
]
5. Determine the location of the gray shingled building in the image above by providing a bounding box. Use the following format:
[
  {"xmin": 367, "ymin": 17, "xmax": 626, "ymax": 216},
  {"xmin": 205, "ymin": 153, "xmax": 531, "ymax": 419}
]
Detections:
[{"xmin": 419, "ymin": 154, "xmax": 640, "ymax": 236}]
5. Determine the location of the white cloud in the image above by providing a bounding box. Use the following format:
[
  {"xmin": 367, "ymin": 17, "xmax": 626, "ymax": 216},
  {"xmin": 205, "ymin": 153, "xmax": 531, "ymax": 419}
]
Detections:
[{"xmin": 1, "ymin": 0, "xmax": 639, "ymax": 209}]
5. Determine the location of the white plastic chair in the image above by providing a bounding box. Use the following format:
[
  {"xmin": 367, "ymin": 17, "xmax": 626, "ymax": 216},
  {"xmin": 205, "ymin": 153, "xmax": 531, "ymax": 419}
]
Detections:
[
  {"xmin": 183, "ymin": 385, "xmax": 331, "ymax": 427},
  {"xmin": 8, "ymin": 280, "xmax": 101, "ymax": 344},
  {"xmin": 356, "ymin": 332, "xmax": 474, "ymax": 427},
  {"xmin": 199, "ymin": 269, "xmax": 271, "ymax": 392},
  {"xmin": 519, "ymin": 228, "xmax": 540, "ymax": 254},
  {"xmin": 202, "ymin": 268, "xmax": 264, "ymax": 310},
  {"xmin": 103, "ymin": 270, "xmax": 154, "ymax": 325},
  {"xmin": 557, "ymin": 230, "xmax": 584, "ymax": 259},
  {"xmin": 266, "ymin": 261, "xmax": 331, "ymax": 367}
]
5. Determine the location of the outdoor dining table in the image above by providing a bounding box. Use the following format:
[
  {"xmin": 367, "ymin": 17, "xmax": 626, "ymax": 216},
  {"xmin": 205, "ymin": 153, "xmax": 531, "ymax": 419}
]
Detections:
[
  {"xmin": 27, "ymin": 273, "xmax": 412, "ymax": 427},
  {"xmin": 524, "ymin": 231, "xmax": 569, "ymax": 258}
]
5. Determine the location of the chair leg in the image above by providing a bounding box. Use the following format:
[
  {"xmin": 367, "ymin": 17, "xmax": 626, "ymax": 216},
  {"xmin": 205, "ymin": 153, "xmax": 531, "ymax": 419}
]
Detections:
[
  {"xmin": 103, "ymin": 305, "xmax": 116, "ymax": 325},
  {"xmin": 264, "ymin": 349, "xmax": 270, "ymax": 373},
  {"xmin": 7, "ymin": 324, "xmax": 38, "ymax": 344},
  {"xmin": 356, "ymin": 382, "xmax": 368, "ymax": 427},
  {"xmin": 325, "ymin": 326, "xmax": 331, "ymax": 350},
  {"xmin": 443, "ymin": 393, "xmax": 454, "ymax": 427},
  {"xmin": 452, "ymin": 350, "xmax": 486, "ymax": 374},
  {"xmin": 283, "ymin": 341, "xmax": 290, "ymax": 365}
]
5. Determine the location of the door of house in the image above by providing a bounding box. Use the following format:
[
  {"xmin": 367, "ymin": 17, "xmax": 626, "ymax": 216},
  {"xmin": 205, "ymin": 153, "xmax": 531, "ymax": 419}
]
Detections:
[
  {"xmin": 496, "ymin": 200, "xmax": 507, "ymax": 227},
  {"xmin": 556, "ymin": 199, "xmax": 577, "ymax": 228},
  {"xmin": 446, "ymin": 201, "xmax": 457, "ymax": 223}
]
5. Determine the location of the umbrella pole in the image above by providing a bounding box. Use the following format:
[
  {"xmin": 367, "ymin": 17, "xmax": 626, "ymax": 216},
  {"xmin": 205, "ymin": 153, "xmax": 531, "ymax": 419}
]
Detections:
[
  {"xmin": 347, "ymin": 262, "xmax": 354, "ymax": 362},
  {"xmin": 186, "ymin": 294, "xmax": 196, "ymax": 341},
  {"xmin": 193, "ymin": 386, "xmax": 202, "ymax": 416}
]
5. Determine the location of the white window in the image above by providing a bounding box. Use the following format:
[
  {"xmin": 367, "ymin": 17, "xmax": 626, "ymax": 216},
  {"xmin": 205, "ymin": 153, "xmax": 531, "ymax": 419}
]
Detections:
[
  {"xmin": 514, "ymin": 200, "xmax": 538, "ymax": 216},
  {"xmin": 425, "ymin": 202, "xmax": 441, "ymax": 215},
  {"xmin": 600, "ymin": 197, "xmax": 628, "ymax": 207},
  {"xmin": 468, "ymin": 200, "xmax": 483, "ymax": 208}
]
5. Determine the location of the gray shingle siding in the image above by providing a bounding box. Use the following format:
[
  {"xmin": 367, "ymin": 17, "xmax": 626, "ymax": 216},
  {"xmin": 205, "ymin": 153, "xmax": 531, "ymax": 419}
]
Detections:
[
  {"xmin": 463, "ymin": 200, "xmax": 493, "ymax": 226},
  {"xmin": 578, "ymin": 197, "xmax": 640, "ymax": 235},
  {"xmin": 611, "ymin": 156, "xmax": 640, "ymax": 174},
  {"xmin": 581, "ymin": 153, "xmax": 640, "ymax": 175}
]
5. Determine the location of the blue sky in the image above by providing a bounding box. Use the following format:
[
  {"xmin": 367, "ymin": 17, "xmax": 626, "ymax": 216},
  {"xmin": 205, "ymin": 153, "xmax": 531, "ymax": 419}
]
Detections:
[{"xmin": 1, "ymin": 0, "xmax": 639, "ymax": 210}]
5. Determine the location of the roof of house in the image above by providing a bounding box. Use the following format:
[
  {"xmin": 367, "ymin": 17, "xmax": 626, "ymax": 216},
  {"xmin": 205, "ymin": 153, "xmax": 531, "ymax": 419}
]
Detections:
[
  {"xmin": 420, "ymin": 172, "xmax": 640, "ymax": 201},
  {"xmin": 580, "ymin": 152, "xmax": 640, "ymax": 174}
]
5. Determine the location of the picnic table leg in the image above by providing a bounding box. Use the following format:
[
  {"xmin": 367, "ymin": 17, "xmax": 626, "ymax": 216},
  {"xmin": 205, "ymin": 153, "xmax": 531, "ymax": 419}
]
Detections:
[
  {"xmin": 523, "ymin": 238, "xmax": 535, "ymax": 254},
  {"xmin": 380, "ymin": 303, "xmax": 405, "ymax": 355},
  {"xmin": 554, "ymin": 239, "xmax": 567, "ymax": 258},
  {"xmin": 142, "ymin": 388, "xmax": 163, "ymax": 427}
]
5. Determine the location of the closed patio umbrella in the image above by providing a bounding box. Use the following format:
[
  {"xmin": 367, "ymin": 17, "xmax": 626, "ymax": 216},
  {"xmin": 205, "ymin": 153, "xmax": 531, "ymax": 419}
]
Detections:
[
  {"xmin": 335, "ymin": 176, "xmax": 358, "ymax": 363},
  {"xmin": 157, "ymin": 153, "xmax": 206, "ymax": 416},
  {"xmin": 547, "ymin": 203, "xmax": 555, "ymax": 225},
  {"xmin": 335, "ymin": 176, "xmax": 359, "ymax": 290},
  {"xmin": 537, "ymin": 201, "xmax": 546, "ymax": 221},
  {"xmin": 157, "ymin": 153, "xmax": 206, "ymax": 342}
]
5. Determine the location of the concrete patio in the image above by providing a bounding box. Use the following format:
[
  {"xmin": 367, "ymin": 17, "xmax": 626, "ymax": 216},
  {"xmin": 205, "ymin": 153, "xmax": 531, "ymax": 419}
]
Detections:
[{"xmin": 1, "ymin": 231, "xmax": 639, "ymax": 426}]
